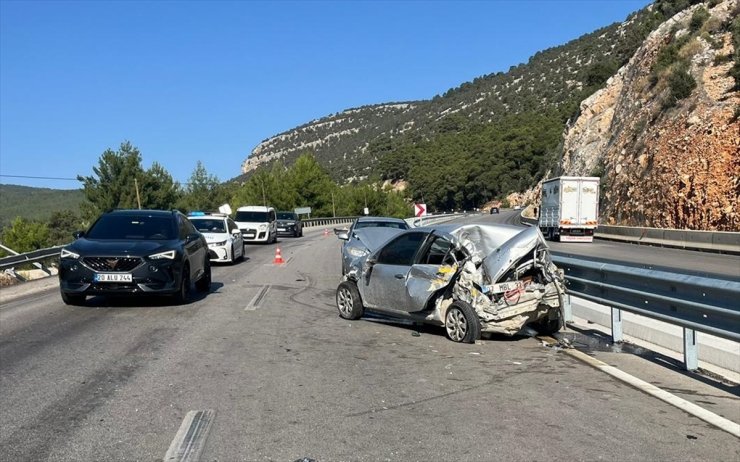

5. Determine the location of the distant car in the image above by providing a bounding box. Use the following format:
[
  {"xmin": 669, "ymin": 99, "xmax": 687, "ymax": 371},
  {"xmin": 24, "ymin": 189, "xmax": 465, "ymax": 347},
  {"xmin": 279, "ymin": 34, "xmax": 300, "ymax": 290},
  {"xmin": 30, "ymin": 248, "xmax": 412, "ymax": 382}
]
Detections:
[
  {"xmin": 187, "ymin": 212, "xmax": 245, "ymax": 264},
  {"xmin": 513, "ymin": 205, "xmax": 522, "ymax": 210},
  {"xmin": 58, "ymin": 209, "xmax": 211, "ymax": 306},
  {"xmin": 235, "ymin": 205, "xmax": 278, "ymax": 244},
  {"xmin": 336, "ymin": 224, "xmax": 564, "ymax": 343},
  {"xmin": 335, "ymin": 216, "xmax": 410, "ymax": 275},
  {"xmin": 490, "ymin": 207, "xmax": 499, "ymax": 214},
  {"xmin": 276, "ymin": 211, "xmax": 303, "ymax": 237}
]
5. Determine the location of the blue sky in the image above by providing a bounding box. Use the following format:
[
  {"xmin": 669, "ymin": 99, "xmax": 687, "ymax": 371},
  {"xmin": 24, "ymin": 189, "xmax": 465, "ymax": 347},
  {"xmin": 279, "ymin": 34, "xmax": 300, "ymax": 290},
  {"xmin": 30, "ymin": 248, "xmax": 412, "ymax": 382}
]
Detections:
[{"xmin": 0, "ymin": 0, "xmax": 651, "ymax": 190}]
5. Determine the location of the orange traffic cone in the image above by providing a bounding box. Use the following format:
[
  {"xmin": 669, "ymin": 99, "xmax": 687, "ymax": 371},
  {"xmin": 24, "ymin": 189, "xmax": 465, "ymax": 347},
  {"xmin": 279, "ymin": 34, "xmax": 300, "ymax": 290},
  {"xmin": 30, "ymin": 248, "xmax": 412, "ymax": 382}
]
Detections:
[
  {"xmin": 323, "ymin": 228, "xmax": 329, "ymax": 237},
  {"xmin": 273, "ymin": 247, "xmax": 285, "ymax": 264}
]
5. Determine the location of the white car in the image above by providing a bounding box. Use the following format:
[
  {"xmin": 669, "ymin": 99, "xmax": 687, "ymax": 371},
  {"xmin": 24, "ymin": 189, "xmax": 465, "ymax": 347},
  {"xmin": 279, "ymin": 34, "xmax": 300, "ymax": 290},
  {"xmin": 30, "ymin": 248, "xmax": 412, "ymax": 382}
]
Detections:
[
  {"xmin": 187, "ymin": 212, "xmax": 245, "ymax": 264},
  {"xmin": 235, "ymin": 205, "xmax": 278, "ymax": 244}
]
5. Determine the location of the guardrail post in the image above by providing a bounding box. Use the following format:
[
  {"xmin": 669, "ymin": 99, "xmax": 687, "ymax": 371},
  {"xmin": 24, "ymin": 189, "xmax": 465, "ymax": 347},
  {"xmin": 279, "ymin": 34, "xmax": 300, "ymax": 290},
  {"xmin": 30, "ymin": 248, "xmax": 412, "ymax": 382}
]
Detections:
[
  {"xmin": 683, "ymin": 328, "xmax": 699, "ymax": 371},
  {"xmin": 563, "ymin": 293, "xmax": 573, "ymax": 323},
  {"xmin": 611, "ymin": 308, "xmax": 623, "ymax": 343}
]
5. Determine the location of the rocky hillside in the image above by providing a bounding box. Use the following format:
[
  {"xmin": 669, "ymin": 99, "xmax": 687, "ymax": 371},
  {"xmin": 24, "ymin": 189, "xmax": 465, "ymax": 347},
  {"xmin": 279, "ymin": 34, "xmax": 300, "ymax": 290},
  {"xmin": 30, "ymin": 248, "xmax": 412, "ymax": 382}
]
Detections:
[
  {"xmin": 241, "ymin": 1, "xmax": 677, "ymax": 182},
  {"xmin": 560, "ymin": 0, "xmax": 739, "ymax": 231}
]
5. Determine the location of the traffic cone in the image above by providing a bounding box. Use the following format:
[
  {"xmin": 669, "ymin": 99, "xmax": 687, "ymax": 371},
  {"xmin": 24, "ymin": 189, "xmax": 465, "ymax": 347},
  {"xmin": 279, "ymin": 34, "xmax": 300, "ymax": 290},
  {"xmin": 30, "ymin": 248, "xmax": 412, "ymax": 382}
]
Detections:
[
  {"xmin": 323, "ymin": 228, "xmax": 329, "ymax": 237},
  {"xmin": 273, "ymin": 247, "xmax": 285, "ymax": 264}
]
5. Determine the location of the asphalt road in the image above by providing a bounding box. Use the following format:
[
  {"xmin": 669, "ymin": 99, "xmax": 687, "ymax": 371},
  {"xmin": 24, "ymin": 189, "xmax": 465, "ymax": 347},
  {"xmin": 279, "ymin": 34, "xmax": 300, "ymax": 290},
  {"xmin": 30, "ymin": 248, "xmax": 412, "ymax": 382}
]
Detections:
[{"xmin": 1, "ymin": 224, "xmax": 738, "ymax": 461}]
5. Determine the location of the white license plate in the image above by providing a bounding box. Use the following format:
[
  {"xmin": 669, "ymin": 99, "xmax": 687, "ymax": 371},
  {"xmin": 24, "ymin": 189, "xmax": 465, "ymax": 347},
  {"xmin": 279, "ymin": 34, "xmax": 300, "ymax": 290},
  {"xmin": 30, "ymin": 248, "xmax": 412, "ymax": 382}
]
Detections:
[
  {"xmin": 278, "ymin": 228, "xmax": 286, "ymax": 231},
  {"xmin": 94, "ymin": 273, "xmax": 133, "ymax": 282},
  {"xmin": 487, "ymin": 280, "xmax": 524, "ymax": 294}
]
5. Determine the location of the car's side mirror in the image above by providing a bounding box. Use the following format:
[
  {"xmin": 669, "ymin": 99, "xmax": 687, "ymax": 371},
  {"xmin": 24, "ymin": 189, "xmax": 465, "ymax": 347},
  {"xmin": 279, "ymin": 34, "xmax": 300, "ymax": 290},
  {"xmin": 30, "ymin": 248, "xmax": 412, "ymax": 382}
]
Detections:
[
  {"xmin": 335, "ymin": 229, "xmax": 349, "ymax": 240},
  {"xmin": 231, "ymin": 229, "xmax": 241, "ymax": 235},
  {"xmin": 186, "ymin": 233, "xmax": 200, "ymax": 243},
  {"xmin": 73, "ymin": 230, "xmax": 85, "ymax": 239}
]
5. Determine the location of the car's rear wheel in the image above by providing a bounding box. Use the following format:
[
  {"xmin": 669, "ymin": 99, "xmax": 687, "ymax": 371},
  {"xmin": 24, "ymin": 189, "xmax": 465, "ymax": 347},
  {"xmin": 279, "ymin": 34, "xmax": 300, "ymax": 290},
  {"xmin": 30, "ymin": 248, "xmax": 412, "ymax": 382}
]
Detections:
[
  {"xmin": 533, "ymin": 306, "xmax": 563, "ymax": 335},
  {"xmin": 445, "ymin": 300, "xmax": 481, "ymax": 343},
  {"xmin": 336, "ymin": 281, "xmax": 364, "ymax": 320},
  {"xmin": 61, "ymin": 290, "xmax": 85, "ymax": 306},
  {"xmin": 196, "ymin": 259, "xmax": 211, "ymax": 292},
  {"xmin": 174, "ymin": 265, "xmax": 190, "ymax": 304}
]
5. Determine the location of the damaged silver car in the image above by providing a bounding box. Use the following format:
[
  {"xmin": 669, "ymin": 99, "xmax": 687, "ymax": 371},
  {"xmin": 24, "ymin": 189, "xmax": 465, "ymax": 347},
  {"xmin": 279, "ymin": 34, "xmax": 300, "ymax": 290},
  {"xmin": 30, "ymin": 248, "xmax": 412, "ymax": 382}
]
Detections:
[{"xmin": 335, "ymin": 224, "xmax": 565, "ymax": 343}]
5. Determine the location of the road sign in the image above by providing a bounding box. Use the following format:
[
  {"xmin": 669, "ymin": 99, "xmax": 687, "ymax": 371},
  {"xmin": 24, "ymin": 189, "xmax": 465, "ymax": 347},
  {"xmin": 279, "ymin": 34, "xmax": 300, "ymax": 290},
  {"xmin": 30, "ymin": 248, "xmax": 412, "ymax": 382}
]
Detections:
[{"xmin": 414, "ymin": 203, "xmax": 427, "ymax": 217}]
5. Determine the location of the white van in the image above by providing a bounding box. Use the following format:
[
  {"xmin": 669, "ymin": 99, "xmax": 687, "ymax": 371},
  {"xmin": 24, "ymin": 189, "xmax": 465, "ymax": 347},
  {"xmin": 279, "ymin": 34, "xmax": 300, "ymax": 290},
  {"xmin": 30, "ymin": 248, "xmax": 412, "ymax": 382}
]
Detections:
[{"xmin": 235, "ymin": 206, "xmax": 278, "ymax": 244}]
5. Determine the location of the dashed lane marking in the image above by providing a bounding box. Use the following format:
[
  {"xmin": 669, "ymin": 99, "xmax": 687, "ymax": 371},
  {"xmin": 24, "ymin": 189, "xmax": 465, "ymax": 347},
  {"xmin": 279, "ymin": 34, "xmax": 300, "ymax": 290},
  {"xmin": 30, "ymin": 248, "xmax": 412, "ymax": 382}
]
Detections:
[
  {"xmin": 163, "ymin": 409, "xmax": 216, "ymax": 462},
  {"xmin": 244, "ymin": 285, "xmax": 270, "ymax": 311}
]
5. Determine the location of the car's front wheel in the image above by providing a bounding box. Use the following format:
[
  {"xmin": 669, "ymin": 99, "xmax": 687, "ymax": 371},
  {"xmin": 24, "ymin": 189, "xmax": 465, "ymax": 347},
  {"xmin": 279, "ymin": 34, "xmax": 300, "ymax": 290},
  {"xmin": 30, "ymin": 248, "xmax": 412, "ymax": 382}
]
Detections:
[
  {"xmin": 336, "ymin": 281, "xmax": 364, "ymax": 320},
  {"xmin": 445, "ymin": 300, "xmax": 481, "ymax": 343},
  {"xmin": 174, "ymin": 265, "xmax": 190, "ymax": 304},
  {"xmin": 196, "ymin": 259, "xmax": 211, "ymax": 292},
  {"xmin": 61, "ymin": 290, "xmax": 85, "ymax": 306}
]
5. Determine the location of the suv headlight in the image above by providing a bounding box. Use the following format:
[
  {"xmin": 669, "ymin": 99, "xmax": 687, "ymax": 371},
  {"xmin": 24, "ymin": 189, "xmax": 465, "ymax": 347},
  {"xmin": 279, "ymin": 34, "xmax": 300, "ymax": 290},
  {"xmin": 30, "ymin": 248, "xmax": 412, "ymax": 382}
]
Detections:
[
  {"xmin": 211, "ymin": 240, "xmax": 227, "ymax": 247},
  {"xmin": 60, "ymin": 248, "xmax": 80, "ymax": 259},
  {"xmin": 259, "ymin": 224, "xmax": 268, "ymax": 231},
  {"xmin": 149, "ymin": 250, "xmax": 176, "ymax": 260}
]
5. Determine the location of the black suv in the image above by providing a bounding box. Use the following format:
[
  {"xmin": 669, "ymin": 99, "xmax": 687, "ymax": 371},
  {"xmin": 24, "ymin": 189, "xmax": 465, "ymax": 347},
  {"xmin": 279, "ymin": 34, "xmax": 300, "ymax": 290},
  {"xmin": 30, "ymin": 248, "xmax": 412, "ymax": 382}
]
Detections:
[
  {"xmin": 276, "ymin": 211, "xmax": 303, "ymax": 237},
  {"xmin": 58, "ymin": 209, "xmax": 211, "ymax": 305}
]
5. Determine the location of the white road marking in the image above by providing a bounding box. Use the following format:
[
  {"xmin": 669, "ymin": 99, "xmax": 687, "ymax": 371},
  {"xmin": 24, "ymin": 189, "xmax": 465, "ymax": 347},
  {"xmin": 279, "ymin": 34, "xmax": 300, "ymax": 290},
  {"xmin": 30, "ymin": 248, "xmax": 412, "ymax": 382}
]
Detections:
[
  {"xmin": 540, "ymin": 336, "xmax": 740, "ymax": 438},
  {"xmin": 244, "ymin": 285, "xmax": 270, "ymax": 311},
  {"xmin": 163, "ymin": 409, "xmax": 216, "ymax": 462}
]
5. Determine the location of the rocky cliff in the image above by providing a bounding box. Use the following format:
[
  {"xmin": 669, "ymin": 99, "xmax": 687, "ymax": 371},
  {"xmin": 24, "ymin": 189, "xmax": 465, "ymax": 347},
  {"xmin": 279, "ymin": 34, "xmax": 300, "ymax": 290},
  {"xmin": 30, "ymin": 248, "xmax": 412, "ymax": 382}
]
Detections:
[{"xmin": 560, "ymin": 0, "xmax": 739, "ymax": 231}]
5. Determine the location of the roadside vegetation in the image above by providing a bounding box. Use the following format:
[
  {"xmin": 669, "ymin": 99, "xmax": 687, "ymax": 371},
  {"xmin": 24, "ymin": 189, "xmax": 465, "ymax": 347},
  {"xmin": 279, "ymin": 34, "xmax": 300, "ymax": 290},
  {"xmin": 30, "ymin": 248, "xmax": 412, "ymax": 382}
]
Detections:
[{"xmin": 0, "ymin": 142, "xmax": 410, "ymax": 254}]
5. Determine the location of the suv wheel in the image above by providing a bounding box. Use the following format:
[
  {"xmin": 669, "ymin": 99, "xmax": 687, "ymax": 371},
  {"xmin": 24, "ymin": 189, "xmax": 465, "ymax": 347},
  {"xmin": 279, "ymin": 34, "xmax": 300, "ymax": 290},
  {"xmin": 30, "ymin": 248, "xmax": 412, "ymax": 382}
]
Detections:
[
  {"xmin": 196, "ymin": 259, "xmax": 211, "ymax": 292},
  {"xmin": 174, "ymin": 265, "xmax": 190, "ymax": 304}
]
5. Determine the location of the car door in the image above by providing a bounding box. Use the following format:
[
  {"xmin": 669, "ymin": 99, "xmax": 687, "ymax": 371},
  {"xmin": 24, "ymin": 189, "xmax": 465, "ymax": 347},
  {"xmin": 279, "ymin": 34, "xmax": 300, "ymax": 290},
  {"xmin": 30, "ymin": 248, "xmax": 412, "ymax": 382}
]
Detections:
[
  {"xmin": 361, "ymin": 231, "xmax": 429, "ymax": 312},
  {"xmin": 227, "ymin": 218, "xmax": 243, "ymax": 256},
  {"xmin": 405, "ymin": 234, "xmax": 463, "ymax": 311},
  {"xmin": 179, "ymin": 215, "xmax": 206, "ymax": 280}
]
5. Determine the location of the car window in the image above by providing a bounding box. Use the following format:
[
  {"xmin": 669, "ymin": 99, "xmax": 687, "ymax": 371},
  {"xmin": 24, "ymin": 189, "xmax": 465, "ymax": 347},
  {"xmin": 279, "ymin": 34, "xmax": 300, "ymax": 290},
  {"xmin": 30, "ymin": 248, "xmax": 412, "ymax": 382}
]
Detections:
[
  {"xmin": 235, "ymin": 211, "xmax": 269, "ymax": 222},
  {"xmin": 377, "ymin": 232, "xmax": 427, "ymax": 266},
  {"xmin": 178, "ymin": 216, "xmax": 194, "ymax": 239},
  {"xmin": 190, "ymin": 218, "xmax": 226, "ymax": 233},
  {"xmin": 277, "ymin": 212, "xmax": 296, "ymax": 220},
  {"xmin": 269, "ymin": 210, "xmax": 276, "ymax": 221},
  {"xmin": 420, "ymin": 236, "xmax": 455, "ymax": 265},
  {"xmin": 355, "ymin": 221, "xmax": 408, "ymax": 230},
  {"xmin": 86, "ymin": 215, "xmax": 176, "ymax": 240}
]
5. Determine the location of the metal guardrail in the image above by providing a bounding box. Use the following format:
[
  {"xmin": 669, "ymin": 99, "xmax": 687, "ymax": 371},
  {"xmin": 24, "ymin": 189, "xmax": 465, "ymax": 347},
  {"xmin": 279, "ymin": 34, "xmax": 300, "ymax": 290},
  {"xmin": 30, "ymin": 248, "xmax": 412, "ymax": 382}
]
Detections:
[
  {"xmin": 520, "ymin": 215, "xmax": 740, "ymax": 255},
  {"xmin": 302, "ymin": 216, "xmax": 358, "ymax": 228},
  {"xmin": 0, "ymin": 246, "xmax": 63, "ymax": 270},
  {"xmin": 553, "ymin": 254, "xmax": 740, "ymax": 370}
]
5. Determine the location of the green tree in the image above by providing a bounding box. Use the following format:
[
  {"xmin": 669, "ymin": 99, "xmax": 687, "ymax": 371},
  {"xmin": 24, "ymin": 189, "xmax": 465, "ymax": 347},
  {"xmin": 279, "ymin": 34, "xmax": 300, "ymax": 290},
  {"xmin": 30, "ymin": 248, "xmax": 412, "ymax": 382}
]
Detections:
[
  {"xmin": 78, "ymin": 142, "xmax": 179, "ymax": 219},
  {"xmin": 47, "ymin": 210, "xmax": 84, "ymax": 245},
  {"xmin": 286, "ymin": 153, "xmax": 335, "ymax": 215},
  {"xmin": 177, "ymin": 161, "xmax": 228, "ymax": 212},
  {"xmin": 1, "ymin": 217, "xmax": 50, "ymax": 252}
]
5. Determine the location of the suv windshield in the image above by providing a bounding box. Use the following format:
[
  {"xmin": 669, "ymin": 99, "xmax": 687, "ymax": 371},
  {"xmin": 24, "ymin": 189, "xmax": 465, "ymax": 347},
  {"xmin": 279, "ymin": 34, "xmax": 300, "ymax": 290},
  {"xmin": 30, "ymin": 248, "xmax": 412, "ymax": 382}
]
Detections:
[
  {"xmin": 190, "ymin": 218, "xmax": 226, "ymax": 233},
  {"xmin": 277, "ymin": 212, "xmax": 297, "ymax": 220},
  {"xmin": 236, "ymin": 211, "xmax": 269, "ymax": 222},
  {"xmin": 86, "ymin": 215, "xmax": 176, "ymax": 240}
]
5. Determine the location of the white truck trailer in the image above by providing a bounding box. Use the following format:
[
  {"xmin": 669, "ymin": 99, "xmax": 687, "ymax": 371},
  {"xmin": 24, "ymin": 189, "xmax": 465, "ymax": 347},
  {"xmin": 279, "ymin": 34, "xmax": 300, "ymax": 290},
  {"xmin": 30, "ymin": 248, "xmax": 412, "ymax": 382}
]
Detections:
[{"xmin": 538, "ymin": 176, "xmax": 600, "ymax": 242}]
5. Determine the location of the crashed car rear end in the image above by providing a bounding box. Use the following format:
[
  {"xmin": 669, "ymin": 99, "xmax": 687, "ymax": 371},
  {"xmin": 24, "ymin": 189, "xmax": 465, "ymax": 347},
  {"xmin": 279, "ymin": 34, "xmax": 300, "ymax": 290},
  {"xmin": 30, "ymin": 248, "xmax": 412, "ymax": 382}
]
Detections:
[{"xmin": 336, "ymin": 224, "xmax": 565, "ymax": 343}]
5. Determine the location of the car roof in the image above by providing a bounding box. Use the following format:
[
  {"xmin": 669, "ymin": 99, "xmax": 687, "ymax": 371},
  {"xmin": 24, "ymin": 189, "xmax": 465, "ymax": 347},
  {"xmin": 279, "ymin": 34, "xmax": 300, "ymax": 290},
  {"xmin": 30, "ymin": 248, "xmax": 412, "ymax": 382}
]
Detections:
[
  {"xmin": 237, "ymin": 206, "xmax": 273, "ymax": 211},
  {"xmin": 355, "ymin": 216, "xmax": 407, "ymax": 223},
  {"xmin": 105, "ymin": 209, "xmax": 178, "ymax": 217}
]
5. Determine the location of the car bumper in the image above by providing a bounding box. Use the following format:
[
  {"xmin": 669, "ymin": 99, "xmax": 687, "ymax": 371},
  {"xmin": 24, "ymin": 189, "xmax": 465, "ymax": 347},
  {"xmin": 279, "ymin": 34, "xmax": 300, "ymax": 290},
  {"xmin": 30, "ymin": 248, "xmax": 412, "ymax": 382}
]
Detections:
[
  {"xmin": 58, "ymin": 258, "xmax": 182, "ymax": 296},
  {"xmin": 207, "ymin": 244, "xmax": 232, "ymax": 262}
]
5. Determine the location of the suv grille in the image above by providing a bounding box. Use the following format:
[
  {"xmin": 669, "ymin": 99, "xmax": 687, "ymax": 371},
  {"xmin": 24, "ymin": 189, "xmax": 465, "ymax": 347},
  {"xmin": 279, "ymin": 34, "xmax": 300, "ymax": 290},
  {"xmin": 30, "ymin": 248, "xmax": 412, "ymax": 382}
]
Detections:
[{"xmin": 83, "ymin": 257, "xmax": 142, "ymax": 272}]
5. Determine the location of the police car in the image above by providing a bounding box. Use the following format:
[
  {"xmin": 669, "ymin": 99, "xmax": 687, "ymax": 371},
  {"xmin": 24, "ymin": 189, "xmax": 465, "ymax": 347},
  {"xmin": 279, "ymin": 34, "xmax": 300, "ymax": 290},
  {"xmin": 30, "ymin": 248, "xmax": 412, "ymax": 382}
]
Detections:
[{"xmin": 187, "ymin": 212, "xmax": 245, "ymax": 264}]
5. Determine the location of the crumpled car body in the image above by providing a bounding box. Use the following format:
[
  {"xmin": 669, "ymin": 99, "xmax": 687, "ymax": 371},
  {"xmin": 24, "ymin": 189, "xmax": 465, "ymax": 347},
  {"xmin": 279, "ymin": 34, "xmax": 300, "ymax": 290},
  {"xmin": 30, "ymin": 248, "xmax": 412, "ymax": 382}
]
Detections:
[{"xmin": 340, "ymin": 223, "xmax": 565, "ymax": 337}]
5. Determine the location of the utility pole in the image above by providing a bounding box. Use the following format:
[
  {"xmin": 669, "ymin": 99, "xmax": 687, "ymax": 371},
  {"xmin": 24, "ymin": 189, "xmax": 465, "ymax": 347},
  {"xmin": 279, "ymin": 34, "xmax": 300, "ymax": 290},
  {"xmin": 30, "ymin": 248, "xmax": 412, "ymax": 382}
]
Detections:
[
  {"xmin": 134, "ymin": 178, "xmax": 142, "ymax": 209},
  {"xmin": 331, "ymin": 191, "xmax": 336, "ymax": 218}
]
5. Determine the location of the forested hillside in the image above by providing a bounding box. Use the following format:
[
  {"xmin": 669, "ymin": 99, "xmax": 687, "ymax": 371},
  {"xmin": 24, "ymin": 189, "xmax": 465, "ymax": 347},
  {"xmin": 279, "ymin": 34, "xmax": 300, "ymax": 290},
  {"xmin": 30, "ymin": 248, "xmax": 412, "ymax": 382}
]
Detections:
[
  {"xmin": 0, "ymin": 185, "xmax": 84, "ymax": 229},
  {"xmin": 241, "ymin": 0, "xmax": 706, "ymax": 211}
]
